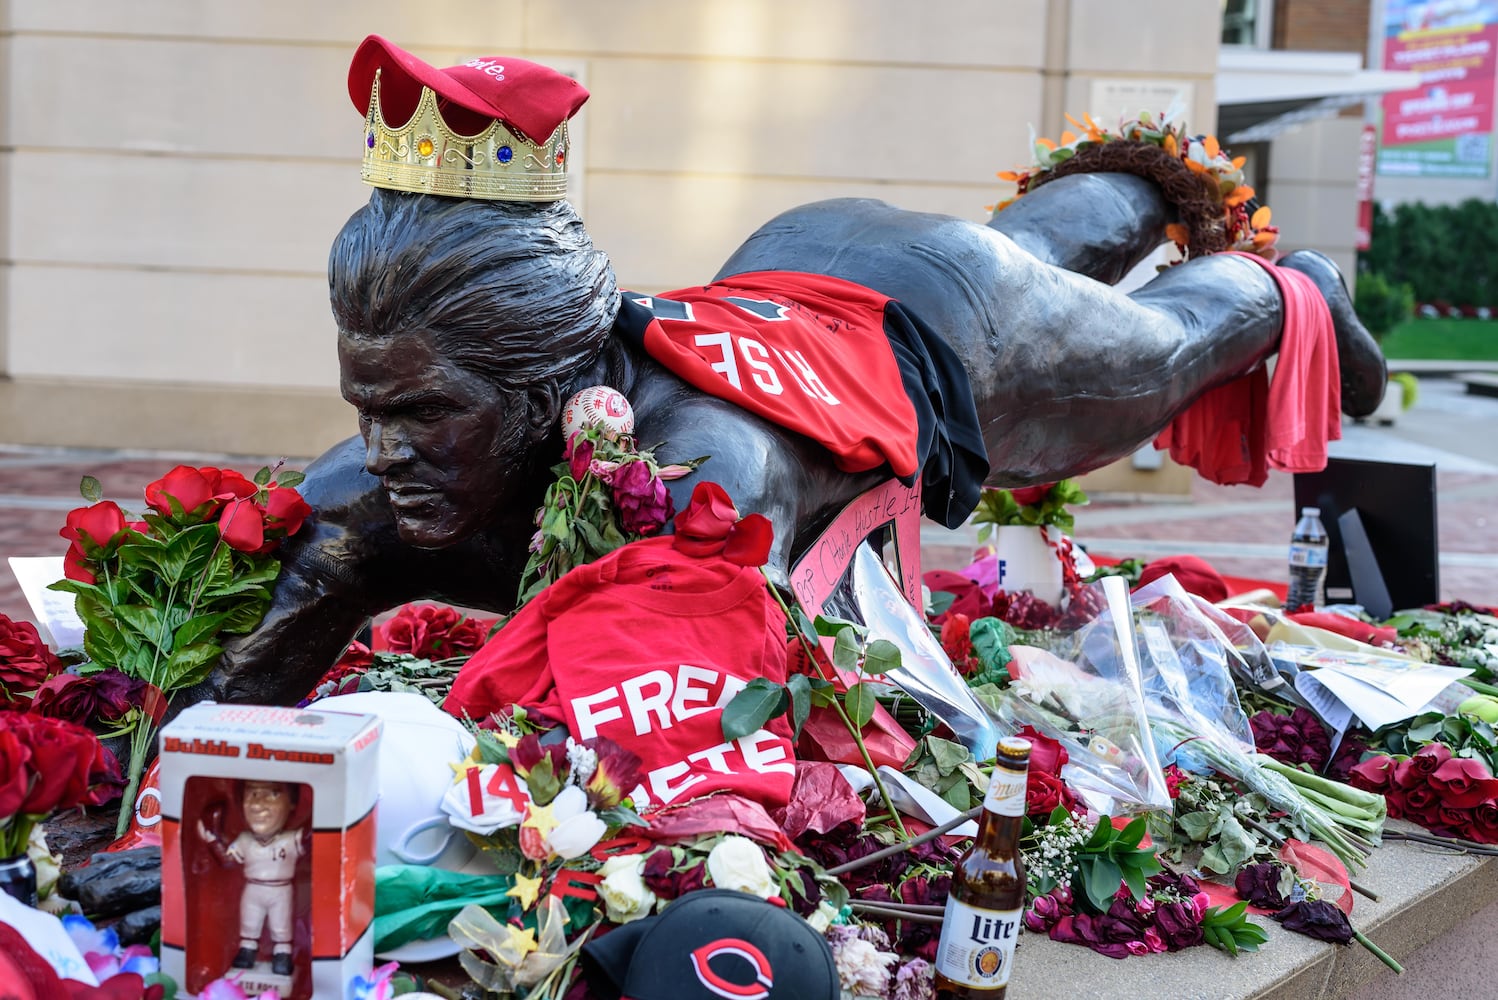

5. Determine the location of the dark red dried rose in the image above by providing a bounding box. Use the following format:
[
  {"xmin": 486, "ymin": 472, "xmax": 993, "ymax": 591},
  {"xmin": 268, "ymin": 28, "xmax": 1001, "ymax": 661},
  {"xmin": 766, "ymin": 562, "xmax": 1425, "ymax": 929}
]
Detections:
[
  {"xmin": 1274, "ymin": 899, "xmax": 1353, "ymax": 943},
  {"xmin": 1234, "ymin": 862, "xmax": 1292, "ymax": 909}
]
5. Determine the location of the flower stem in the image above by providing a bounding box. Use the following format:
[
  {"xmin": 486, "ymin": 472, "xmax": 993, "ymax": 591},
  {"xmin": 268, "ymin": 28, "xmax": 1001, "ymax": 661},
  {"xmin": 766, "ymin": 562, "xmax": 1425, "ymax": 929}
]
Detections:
[
  {"xmin": 759, "ymin": 571, "xmax": 908, "ymax": 838},
  {"xmin": 1354, "ymin": 929, "xmax": 1403, "ymax": 974}
]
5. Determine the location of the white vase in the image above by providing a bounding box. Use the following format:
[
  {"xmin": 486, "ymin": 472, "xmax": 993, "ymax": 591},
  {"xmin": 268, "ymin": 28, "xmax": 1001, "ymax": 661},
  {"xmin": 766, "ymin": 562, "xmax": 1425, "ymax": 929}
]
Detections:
[{"xmin": 990, "ymin": 525, "xmax": 1066, "ymax": 605}]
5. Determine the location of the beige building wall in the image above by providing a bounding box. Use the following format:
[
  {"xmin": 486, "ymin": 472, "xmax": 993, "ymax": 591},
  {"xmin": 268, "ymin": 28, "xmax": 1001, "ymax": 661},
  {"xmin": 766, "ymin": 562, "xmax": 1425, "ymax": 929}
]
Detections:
[
  {"xmin": 1266, "ymin": 115, "xmax": 1367, "ymax": 281},
  {"xmin": 0, "ymin": 0, "xmax": 1222, "ymax": 459}
]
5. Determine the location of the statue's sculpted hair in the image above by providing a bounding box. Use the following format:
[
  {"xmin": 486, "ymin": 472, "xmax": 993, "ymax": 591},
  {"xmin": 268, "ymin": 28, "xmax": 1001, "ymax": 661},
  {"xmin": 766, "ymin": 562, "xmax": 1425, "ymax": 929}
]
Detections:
[{"xmin": 329, "ymin": 189, "xmax": 620, "ymax": 391}]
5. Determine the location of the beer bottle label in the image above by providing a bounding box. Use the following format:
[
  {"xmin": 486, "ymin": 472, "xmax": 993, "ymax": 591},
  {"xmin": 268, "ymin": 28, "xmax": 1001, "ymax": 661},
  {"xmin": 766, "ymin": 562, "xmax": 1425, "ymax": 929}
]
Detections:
[
  {"xmin": 982, "ymin": 768, "xmax": 1027, "ymax": 817},
  {"xmin": 935, "ymin": 897, "xmax": 1022, "ymax": 989}
]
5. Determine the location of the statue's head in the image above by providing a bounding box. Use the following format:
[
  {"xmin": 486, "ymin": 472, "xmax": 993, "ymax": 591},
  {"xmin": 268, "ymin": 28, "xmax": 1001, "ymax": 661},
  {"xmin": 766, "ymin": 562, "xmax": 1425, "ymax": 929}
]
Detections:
[
  {"xmin": 329, "ymin": 38, "xmax": 614, "ymax": 547},
  {"xmin": 329, "ymin": 190, "xmax": 619, "ymax": 547}
]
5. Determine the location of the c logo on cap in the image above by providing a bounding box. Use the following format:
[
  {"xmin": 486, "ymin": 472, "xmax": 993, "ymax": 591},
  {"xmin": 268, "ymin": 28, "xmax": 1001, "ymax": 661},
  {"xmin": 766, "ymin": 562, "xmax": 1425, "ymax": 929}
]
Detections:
[{"xmin": 690, "ymin": 938, "xmax": 774, "ymax": 1000}]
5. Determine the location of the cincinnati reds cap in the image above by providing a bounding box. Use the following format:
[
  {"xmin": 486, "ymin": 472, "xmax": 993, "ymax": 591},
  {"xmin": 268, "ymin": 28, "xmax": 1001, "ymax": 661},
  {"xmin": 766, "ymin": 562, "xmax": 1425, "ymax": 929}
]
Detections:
[
  {"xmin": 348, "ymin": 34, "xmax": 589, "ymax": 142},
  {"xmin": 580, "ymin": 889, "xmax": 838, "ymax": 1000}
]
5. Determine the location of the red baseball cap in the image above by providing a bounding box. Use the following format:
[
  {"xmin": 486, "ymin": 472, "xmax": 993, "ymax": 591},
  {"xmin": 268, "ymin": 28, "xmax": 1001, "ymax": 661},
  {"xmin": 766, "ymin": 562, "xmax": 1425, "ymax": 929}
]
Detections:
[{"xmin": 348, "ymin": 35, "xmax": 589, "ymax": 143}]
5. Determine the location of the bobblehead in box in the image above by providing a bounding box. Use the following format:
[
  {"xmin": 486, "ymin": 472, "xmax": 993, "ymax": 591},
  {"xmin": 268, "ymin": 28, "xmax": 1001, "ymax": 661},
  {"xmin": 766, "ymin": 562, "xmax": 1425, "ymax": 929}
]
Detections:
[{"xmin": 158, "ymin": 703, "xmax": 382, "ymax": 999}]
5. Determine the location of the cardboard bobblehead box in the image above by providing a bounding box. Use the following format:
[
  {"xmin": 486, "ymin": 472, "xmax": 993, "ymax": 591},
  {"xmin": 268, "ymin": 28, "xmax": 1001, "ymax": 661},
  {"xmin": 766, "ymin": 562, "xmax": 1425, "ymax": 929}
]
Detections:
[{"xmin": 158, "ymin": 704, "xmax": 382, "ymax": 999}]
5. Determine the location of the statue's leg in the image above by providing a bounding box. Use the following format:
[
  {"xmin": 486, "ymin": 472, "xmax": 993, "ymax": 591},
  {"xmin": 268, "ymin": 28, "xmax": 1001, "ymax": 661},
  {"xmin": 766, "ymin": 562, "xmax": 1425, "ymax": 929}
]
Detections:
[{"xmin": 717, "ymin": 196, "xmax": 1382, "ymax": 485}]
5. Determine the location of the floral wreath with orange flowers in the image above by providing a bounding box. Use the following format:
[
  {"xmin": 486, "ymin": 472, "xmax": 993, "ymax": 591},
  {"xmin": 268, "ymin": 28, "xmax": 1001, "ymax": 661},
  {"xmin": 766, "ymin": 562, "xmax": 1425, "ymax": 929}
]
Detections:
[{"xmin": 990, "ymin": 105, "xmax": 1279, "ymax": 263}]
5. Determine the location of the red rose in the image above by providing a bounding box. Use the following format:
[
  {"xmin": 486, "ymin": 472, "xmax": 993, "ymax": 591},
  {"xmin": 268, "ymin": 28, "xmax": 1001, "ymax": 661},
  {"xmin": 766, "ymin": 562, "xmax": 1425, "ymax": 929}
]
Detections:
[
  {"xmin": 612, "ymin": 460, "xmax": 674, "ymax": 535},
  {"xmin": 566, "ymin": 433, "xmax": 595, "ymax": 483},
  {"xmin": 672, "ymin": 482, "xmax": 741, "ymax": 551},
  {"xmin": 1025, "ymin": 769, "xmax": 1066, "ymax": 817},
  {"xmin": 377, "ymin": 604, "xmax": 493, "ymax": 659},
  {"xmin": 31, "ymin": 669, "xmax": 143, "ymax": 725},
  {"xmin": 63, "ymin": 543, "xmax": 96, "ymax": 584},
  {"xmin": 144, "ymin": 465, "xmax": 219, "ymax": 517},
  {"xmin": 263, "ymin": 484, "xmax": 312, "ymax": 537},
  {"xmin": 0, "ymin": 614, "xmax": 64, "ymax": 706},
  {"xmin": 0, "ymin": 726, "xmax": 32, "ymax": 819},
  {"xmin": 1383, "ymin": 786, "xmax": 1407, "ymax": 820},
  {"xmin": 6, "ymin": 713, "xmax": 120, "ymax": 815},
  {"xmin": 1348, "ymin": 754, "xmax": 1397, "ymax": 793},
  {"xmin": 1008, "ymin": 484, "xmax": 1054, "ymax": 507},
  {"xmin": 1016, "ymin": 726, "xmax": 1069, "ymax": 777},
  {"xmin": 672, "ymin": 483, "xmax": 773, "ymax": 566},
  {"xmin": 641, "ymin": 848, "xmax": 707, "ymax": 899},
  {"xmin": 60, "ymin": 500, "xmax": 128, "ymax": 550},
  {"xmin": 217, "ymin": 497, "xmax": 266, "ymax": 552},
  {"xmin": 1472, "ymin": 799, "xmax": 1498, "ymax": 843},
  {"xmin": 209, "ymin": 468, "xmax": 258, "ymax": 501},
  {"xmin": 940, "ymin": 614, "xmax": 979, "ymax": 675},
  {"xmin": 1407, "ymin": 743, "xmax": 1452, "ymax": 778},
  {"xmin": 1429, "ymin": 756, "xmax": 1498, "ymax": 809}
]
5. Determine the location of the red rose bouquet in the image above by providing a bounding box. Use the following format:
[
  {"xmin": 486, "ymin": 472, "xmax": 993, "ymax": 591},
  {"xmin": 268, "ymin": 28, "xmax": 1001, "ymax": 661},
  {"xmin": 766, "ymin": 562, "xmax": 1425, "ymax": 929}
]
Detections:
[
  {"xmin": 0, "ymin": 712, "xmax": 121, "ymax": 857},
  {"xmin": 50, "ymin": 463, "xmax": 312, "ymax": 834}
]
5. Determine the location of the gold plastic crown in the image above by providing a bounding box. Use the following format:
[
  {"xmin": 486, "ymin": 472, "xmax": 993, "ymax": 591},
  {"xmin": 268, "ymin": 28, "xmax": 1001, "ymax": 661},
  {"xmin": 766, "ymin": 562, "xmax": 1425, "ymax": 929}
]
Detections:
[{"xmin": 361, "ymin": 69, "xmax": 570, "ymax": 202}]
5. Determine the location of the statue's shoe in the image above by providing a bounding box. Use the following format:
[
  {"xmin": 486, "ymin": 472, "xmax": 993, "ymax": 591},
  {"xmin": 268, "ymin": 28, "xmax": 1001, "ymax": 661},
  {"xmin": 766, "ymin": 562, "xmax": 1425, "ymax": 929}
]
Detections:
[{"xmin": 1276, "ymin": 249, "xmax": 1388, "ymax": 418}]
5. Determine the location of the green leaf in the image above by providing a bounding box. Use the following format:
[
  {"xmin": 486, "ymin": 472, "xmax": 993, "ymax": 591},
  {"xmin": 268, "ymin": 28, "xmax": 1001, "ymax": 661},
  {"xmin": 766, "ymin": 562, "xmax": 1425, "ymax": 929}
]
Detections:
[
  {"xmin": 927, "ymin": 736, "xmax": 973, "ymax": 775},
  {"xmin": 861, "ymin": 638, "xmax": 901, "ymax": 675},
  {"xmin": 174, "ymin": 612, "xmax": 231, "ymax": 650},
  {"xmin": 115, "ymin": 604, "xmax": 170, "ymax": 649},
  {"xmin": 163, "ymin": 642, "xmax": 222, "ymax": 688},
  {"xmin": 844, "ymin": 682, "xmax": 879, "ymax": 728},
  {"xmin": 597, "ymin": 804, "xmax": 649, "ymax": 828},
  {"xmin": 473, "ymin": 730, "xmax": 512, "ymax": 765},
  {"xmin": 274, "ymin": 470, "xmax": 306, "ymax": 489},
  {"xmin": 164, "ymin": 523, "xmax": 223, "ymax": 583},
  {"xmin": 541, "ymin": 505, "xmax": 571, "ymax": 541},
  {"xmin": 219, "ymin": 598, "xmax": 273, "ymax": 635},
  {"xmin": 830, "ymin": 628, "xmax": 862, "ymax": 672},
  {"xmin": 721, "ymin": 678, "xmax": 790, "ymax": 741},
  {"xmin": 1178, "ymin": 810, "xmax": 1220, "ymax": 842},
  {"xmin": 1080, "ymin": 857, "xmax": 1122, "ymax": 912},
  {"xmin": 812, "ymin": 614, "xmax": 859, "ymax": 638},
  {"xmin": 1116, "ymin": 816, "xmax": 1147, "ymax": 849},
  {"xmin": 80, "ymin": 476, "xmax": 104, "ymax": 503},
  {"xmin": 785, "ymin": 673, "xmax": 813, "ymax": 739},
  {"xmin": 526, "ymin": 756, "xmax": 561, "ymax": 805},
  {"xmin": 253, "ymin": 466, "xmax": 273, "ymax": 487}
]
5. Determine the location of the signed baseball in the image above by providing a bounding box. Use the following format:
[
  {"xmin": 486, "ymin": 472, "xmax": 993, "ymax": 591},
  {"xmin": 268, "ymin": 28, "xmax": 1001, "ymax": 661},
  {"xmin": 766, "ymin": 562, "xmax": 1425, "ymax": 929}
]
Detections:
[{"xmin": 562, "ymin": 385, "xmax": 635, "ymax": 439}]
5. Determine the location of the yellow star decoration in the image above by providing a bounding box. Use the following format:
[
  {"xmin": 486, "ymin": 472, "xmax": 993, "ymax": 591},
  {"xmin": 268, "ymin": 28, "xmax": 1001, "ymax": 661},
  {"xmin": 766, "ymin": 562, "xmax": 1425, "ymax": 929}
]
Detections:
[
  {"xmin": 501, "ymin": 922, "xmax": 538, "ymax": 960},
  {"xmin": 449, "ymin": 750, "xmax": 484, "ymax": 783},
  {"xmin": 521, "ymin": 799, "xmax": 559, "ymax": 838},
  {"xmin": 508, "ymin": 872, "xmax": 543, "ymax": 910}
]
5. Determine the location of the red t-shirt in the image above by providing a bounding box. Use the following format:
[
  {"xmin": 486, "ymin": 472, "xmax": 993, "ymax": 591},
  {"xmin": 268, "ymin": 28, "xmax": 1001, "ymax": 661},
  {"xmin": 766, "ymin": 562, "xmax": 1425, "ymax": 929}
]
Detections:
[
  {"xmin": 617, "ymin": 271, "xmax": 920, "ymax": 477},
  {"xmin": 1154, "ymin": 253, "xmax": 1341, "ymax": 486},
  {"xmin": 445, "ymin": 538, "xmax": 795, "ymax": 813}
]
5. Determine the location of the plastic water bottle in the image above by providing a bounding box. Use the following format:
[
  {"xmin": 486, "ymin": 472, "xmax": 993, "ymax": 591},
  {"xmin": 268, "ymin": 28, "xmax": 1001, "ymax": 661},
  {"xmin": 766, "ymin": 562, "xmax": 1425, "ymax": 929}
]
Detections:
[{"xmin": 1286, "ymin": 506, "xmax": 1329, "ymax": 610}]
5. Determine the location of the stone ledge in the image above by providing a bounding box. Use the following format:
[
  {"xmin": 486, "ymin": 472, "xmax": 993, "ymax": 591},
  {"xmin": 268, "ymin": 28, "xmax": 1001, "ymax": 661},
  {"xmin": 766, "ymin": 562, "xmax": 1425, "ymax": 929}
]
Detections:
[{"xmin": 1005, "ymin": 822, "xmax": 1494, "ymax": 1000}]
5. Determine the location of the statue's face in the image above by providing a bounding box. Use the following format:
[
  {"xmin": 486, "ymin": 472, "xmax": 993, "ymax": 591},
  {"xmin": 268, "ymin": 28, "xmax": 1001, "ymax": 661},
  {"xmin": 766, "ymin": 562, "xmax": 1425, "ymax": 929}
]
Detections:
[
  {"xmin": 339, "ymin": 331, "xmax": 528, "ymax": 548},
  {"xmin": 242, "ymin": 781, "xmax": 292, "ymax": 838}
]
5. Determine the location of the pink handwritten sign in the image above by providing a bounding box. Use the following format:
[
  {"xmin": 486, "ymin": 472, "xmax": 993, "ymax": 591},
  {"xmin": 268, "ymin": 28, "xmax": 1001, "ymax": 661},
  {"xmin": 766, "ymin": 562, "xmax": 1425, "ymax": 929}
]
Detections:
[{"xmin": 790, "ymin": 479, "xmax": 922, "ymax": 617}]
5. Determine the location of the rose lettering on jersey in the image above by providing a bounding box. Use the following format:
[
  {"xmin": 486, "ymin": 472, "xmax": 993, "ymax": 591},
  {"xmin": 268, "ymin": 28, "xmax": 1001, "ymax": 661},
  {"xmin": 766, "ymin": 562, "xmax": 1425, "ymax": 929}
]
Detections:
[{"xmin": 691, "ymin": 332, "xmax": 838, "ymax": 404}]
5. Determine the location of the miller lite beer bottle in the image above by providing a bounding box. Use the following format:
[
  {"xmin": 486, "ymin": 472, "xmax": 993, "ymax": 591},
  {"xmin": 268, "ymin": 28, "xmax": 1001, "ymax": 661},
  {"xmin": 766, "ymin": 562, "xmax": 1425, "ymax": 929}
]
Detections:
[{"xmin": 934, "ymin": 736, "xmax": 1030, "ymax": 998}]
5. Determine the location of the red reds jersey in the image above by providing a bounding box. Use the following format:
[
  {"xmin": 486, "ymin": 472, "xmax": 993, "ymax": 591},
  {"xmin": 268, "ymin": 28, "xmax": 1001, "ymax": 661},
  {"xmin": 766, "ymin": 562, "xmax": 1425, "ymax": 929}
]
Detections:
[{"xmin": 614, "ymin": 271, "xmax": 920, "ymax": 477}]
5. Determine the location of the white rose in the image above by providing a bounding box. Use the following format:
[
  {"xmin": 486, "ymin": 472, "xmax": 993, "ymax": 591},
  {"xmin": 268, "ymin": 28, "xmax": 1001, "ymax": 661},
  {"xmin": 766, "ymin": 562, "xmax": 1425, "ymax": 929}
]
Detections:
[
  {"xmin": 807, "ymin": 900, "xmax": 839, "ymax": 933},
  {"xmin": 545, "ymin": 785, "xmax": 608, "ymax": 860},
  {"xmin": 598, "ymin": 854, "xmax": 657, "ymax": 923},
  {"xmin": 706, "ymin": 835, "xmax": 777, "ymax": 898}
]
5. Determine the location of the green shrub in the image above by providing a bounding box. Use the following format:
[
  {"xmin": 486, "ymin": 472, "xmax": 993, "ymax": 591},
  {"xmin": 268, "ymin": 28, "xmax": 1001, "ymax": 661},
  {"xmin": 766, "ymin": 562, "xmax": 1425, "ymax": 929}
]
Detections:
[{"xmin": 1354, "ymin": 271, "xmax": 1415, "ymax": 340}]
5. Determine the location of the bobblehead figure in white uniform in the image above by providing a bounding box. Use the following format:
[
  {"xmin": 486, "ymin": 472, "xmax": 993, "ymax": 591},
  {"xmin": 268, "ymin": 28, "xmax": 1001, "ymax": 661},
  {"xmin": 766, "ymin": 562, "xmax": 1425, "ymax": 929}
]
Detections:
[{"xmin": 198, "ymin": 780, "xmax": 305, "ymax": 977}]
